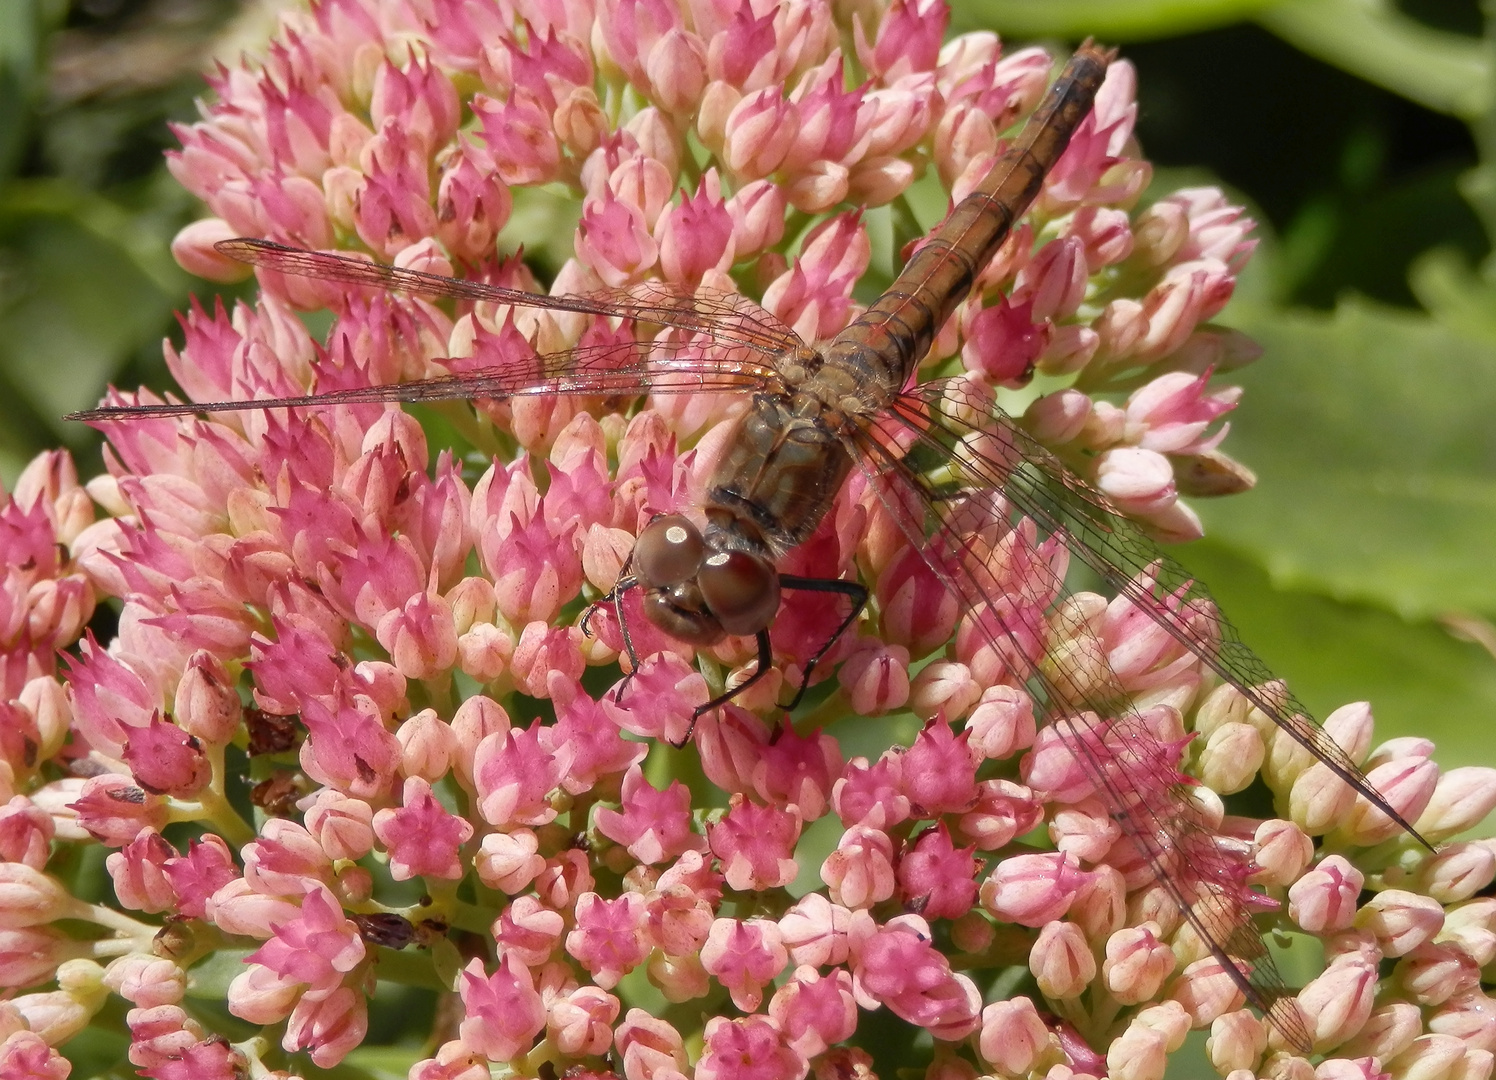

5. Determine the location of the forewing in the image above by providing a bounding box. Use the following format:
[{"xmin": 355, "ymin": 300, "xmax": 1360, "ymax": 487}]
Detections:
[
  {"xmin": 850, "ymin": 377, "xmax": 1315, "ymax": 1051},
  {"xmin": 68, "ymin": 304, "xmax": 785, "ymax": 422},
  {"xmin": 217, "ymin": 240, "xmax": 803, "ymax": 355}
]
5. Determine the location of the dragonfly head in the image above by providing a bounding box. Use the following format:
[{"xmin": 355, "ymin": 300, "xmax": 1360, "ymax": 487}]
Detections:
[{"xmin": 635, "ymin": 514, "xmax": 780, "ymax": 644}]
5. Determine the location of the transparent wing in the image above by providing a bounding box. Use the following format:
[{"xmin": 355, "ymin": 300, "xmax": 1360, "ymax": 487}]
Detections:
[
  {"xmin": 849, "ymin": 378, "xmax": 1333, "ymax": 1052},
  {"xmin": 217, "ymin": 239, "xmax": 802, "ymax": 355},
  {"xmin": 67, "ymin": 241, "xmax": 796, "ymax": 423},
  {"xmin": 897, "ymin": 377, "xmax": 1429, "ymax": 848},
  {"xmin": 67, "ymin": 334, "xmax": 783, "ymax": 422}
]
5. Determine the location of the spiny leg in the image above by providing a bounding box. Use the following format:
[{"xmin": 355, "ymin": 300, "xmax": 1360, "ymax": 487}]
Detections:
[{"xmin": 776, "ymin": 575, "xmax": 870, "ymax": 711}]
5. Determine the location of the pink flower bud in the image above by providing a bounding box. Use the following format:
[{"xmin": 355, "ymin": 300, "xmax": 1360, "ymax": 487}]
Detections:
[
  {"xmin": 961, "ymin": 296, "xmax": 1048, "ymax": 386},
  {"xmin": 1103, "ymin": 924, "xmax": 1176, "ymax": 1004},
  {"xmin": 1396, "ymin": 941, "xmax": 1481, "ymax": 1007},
  {"xmin": 1336, "ymin": 755, "xmax": 1440, "ymax": 847},
  {"xmin": 701, "ymin": 917, "xmax": 787, "ymax": 1012},
  {"xmin": 821, "ymin": 824, "xmax": 896, "ymax": 910},
  {"xmin": 646, "ymin": 28, "xmax": 708, "ymax": 116},
  {"xmin": 838, "ymin": 640, "xmax": 911, "ymax": 716},
  {"xmin": 102, "ymin": 955, "xmax": 185, "ymax": 1007},
  {"xmin": 1169, "ymin": 956, "xmax": 1246, "ymax": 1031},
  {"xmin": 1385, "ymin": 1033, "xmax": 1470, "ymax": 1080},
  {"xmin": 0, "ymin": 797, "xmax": 52, "ymax": 870},
  {"xmin": 1136, "ymin": 259, "xmax": 1235, "ymax": 359},
  {"xmin": 171, "ymin": 218, "xmax": 253, "ymax": 282},
  {"xmin": 722, "ymin": 88, "xmax": 799, "ymax": 179},
  {"xmin": 1095, "ymin": 446, "xmax": 1178, "ymax": 517},
  {"xmin": 779, "ymin": 894, "xmax": 852, "ymax": 968},
  {"xmin": 907, "ymin": 661, "xmax": 982, "ymax": 722},
  {"xmin": 409, "ymin": 1040, "xmax": 492, "ymax": 1080},
  {"xmin": 1206, "ymin": 1010, "xmax": 1267, "ymax": 1075},
  {"xmin": 566, "ymin": 892, "xmax": 648, "ymax": 990},
  {"xmin": 376, "ymin": 591, "xmax": 459, "ymax": 681},
  {"xmin": 1104, "ymin": 1018, "xmax": 1170, "ymax": 1080},
  {"xmin": 980, "ymin": 852, "xmax": 1092, "ymax": 928},
  {"xmin": 1289, "ymin": 761, "xmax": 1360, "ymax": 838},
  {"xmin": 876, "ymin": 548, "xmax": 959, "ymax": 659},
  {"xmin": 1356, "ymin": 889, "xmax": 1444, "ymax": 958},
  {"xmin": 0, "ymin": 927, "xmax": 80, "ymax": 990},
  {"xmin": 13, "ymin": 979, "xmax": 103, "ymax": 1045},
  {"xmin": 1029, "ymin": 920, "xmax": 1094, "ymax": 1000},
  {"xmin": 122, "ymin": 715, "xmax": 210, "ymax": 799},
  {"xmin": 1014, "ymin": 236, "xmax": 1089, "ymax": 321},
  {"xmin": 956, "ymin": 777, "xmax": 1042, "ymax": 852},
  {"xmin": 710, "ymin": 795, "xmax": 801, "ymax": 892},
  {"xmin": 458, "ymin": 954, "xmax": 545, "ymax": 1063},
  {"xmin": 1418, "ymin": 767, "xmax": 1496, "ymax": 841},
  {"xmin": 1289, "ymin": 855, "xmax": 1364, "ymax": 934},
  {"xmin": 1195, "ymin": 721, "xmax": 1266, "ymax": 796},
  {"xmin": 172, "ymin": 651, "xmax": 241, "ymax": 746},
  {"xmin": 1129, "ymin": 200, "xmax": 1189, "ymax": 267},
  {"xmin": 475, "ymin": 829, "xmax": 545, "ymax": 894},
  {"xmin": 1251, "ymin": 818, "xmax": 1314, "ymax": 888},
  {"xmin": 1068, "ymin": 865, "xmax": 1127, "ymax": 942},
  {"xmin": 696, "ymin": 1015, "xmax": 806, "ymax": 1080},
  {"xmin": 299, "ymin": 790, "xmax": 373, "ymax": 864},
  {"xmin": 1050, "ymin": 798, "xmax": 1121, "ymax": 864},
  {"xmin": 67, "ymin": 771, "xmax": 166, "ymax": 849},
  {"xmin": 397, "ymin": 709, "xmax": 458, "ymax": 783},
  {"xmin": 1427, "ymin": 990, "xmax": 1496, "ymax": 1054},
  {"xmin": 1340, "ymin": 1001, "xmax": 1424, "ymax": 1060},
  {"xmin": 847, "ymin": 155, "xmax": 916, "ymax": 205},
  {"xmin": 105, "ymin": 830, "xmax": 177, "ymax": 914},
  {"xmin": 493, "ymin": 895, "xmax": 564, "ymax": 970},
  {"xmin": 977, "ymin": 996, "xmax": 1050, "ymax": 1075},
  {"xmin": 1298, "ymin": 958, "xmax": 1378, "ymax": 1049},
  {"xmin": 547, "ymin": 984, "xmax": 618, "ymax": 1057},
  {"xmin": 1412, "ymin": 841, "xmax": 1496, "ymax": 903}
]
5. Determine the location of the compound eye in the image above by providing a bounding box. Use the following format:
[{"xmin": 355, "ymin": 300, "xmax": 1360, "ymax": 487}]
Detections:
[
  {"xmin": 698, "ymin": 550, "xmax": 780, "ymax": 636},
  {"xmin": 633, "ymin": 515, "xmax": 706, "ymax": 588}
]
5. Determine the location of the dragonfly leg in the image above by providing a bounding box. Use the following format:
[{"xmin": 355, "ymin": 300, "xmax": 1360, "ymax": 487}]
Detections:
[
  {"xmin": 776, "ymin": 575, "xmax": 869, "ymax": 711},
  {"xmin": 678, "ymin": 629, "xmax": 776, "ymax": 745},
  {"xmin": 582, "ymin": 571, "xmax": 642, "ymax": 703}
]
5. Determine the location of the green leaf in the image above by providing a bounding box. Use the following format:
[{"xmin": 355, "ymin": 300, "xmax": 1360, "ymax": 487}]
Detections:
[
  {"xmin": 0, "ymin": 0, "xmax": 46, "ymax": 186},
  {"xmin": 949, "ymin": 0, "xmax": 1281, "ymax": 40},
  {"xmin": 0, "ymin": 180, "xmax": 188, "ymax": 457},
  {"xmin": 1194, "ymin": 296, "xmax": 1496, "ymax": 621},
  {"xmin": 1258, "ymin": 0, "xmax": 1490, "ymax": 119},
  {"xmin": 1175, "ymin": 541, "xmax": 1496, "ymax": 766}
]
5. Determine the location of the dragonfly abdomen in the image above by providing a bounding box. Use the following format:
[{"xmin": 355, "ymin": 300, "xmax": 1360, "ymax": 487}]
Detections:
[{"xmin": 821, "ymin": 43, "xmax": 1113, "ymax": 394}]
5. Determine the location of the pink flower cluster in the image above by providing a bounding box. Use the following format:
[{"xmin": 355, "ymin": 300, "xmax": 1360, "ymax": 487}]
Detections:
[{"xmin": 0, "ymin": 2, "xmax": 1488, "ymax": 1080}]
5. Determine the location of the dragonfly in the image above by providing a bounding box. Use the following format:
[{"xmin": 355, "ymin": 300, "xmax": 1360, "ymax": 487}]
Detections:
[{"xmin": 70, "ymin": 42, "xmax": 1430, "ymax": 1053}]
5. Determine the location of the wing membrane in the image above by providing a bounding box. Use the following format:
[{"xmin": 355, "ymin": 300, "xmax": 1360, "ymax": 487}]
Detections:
[
  {"xmin": 851, "ymin": 382, "xmax": 1322, "ymax": 1051},
  {"xmin": 217, "ymin": 240, "xmax": 801, "ymax": 354},
  {"xmin": 68, "ymin": 307, "xmax": 786, "ymax": 423}
]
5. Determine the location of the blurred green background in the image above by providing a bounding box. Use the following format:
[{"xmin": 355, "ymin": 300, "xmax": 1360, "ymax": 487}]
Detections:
[{"xmin": 2, "ymin": 0, "xmax": 1493, "ymax": 766}]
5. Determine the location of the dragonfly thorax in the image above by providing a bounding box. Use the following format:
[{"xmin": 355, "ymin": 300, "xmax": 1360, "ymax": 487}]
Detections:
[{"xmin": 635, "ymin": 514, "xmax": 781, "ymax": 646}]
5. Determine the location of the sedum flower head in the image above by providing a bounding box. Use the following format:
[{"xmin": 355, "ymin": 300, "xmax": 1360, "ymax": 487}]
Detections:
[{"xmin": 0, "ymin": 2, "xmax": 1490, "ymax": 1080}]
